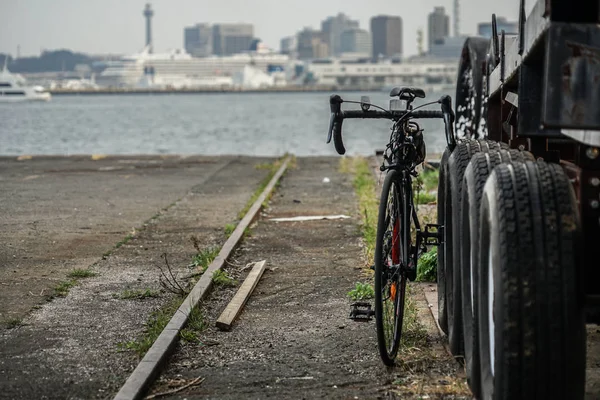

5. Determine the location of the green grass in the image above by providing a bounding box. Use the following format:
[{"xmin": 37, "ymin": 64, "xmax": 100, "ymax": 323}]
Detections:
[
  {"xmin": 348, "ymin": 282, "xmax": 375, "ymax": 301},
  {"xmin": 212, "ymin": 270, "xmax": 237, "ymax": 287},
  {"xmin": 224, "ymin": 223, "xmax": 236, "ymax": 237},
  {"xmin": 414, "ymin": 168, "xmax": 439, "ymax": 205},
  {"xmin": 115, "ymin": 233, "xmax": 134, "ymax": 249},
  {"xmin": 340, "ymin": 157, "xmax": 379, "ymax": 264},
  {"xmin": 4, "ymin": 317, "xmax": 23, "ymax": 329},
  {"xmin": 417, "ymin": 248, "xmax": 437, "ymax": 282},
  {"xmin": 67, "ymin": 269, "xmax": 97, "ymax": 278},
  {"xmin": 415, "ymin": 191, "xmax": 437, "ymax": 205},
  {"xmin": 119, "ymin": 296, "xmax": 208, "ymax": 356},
  {"xmin": 54, "ymin": 280, "xmax": 76, "ymax": 297},
  {"xmin": 191, "ymin": 247, "xmax": 219, "ymax": 273},
  {"xmin": 420, "ymin": 168, "xmax": 439, "ymax": 192},
  {"xmin": 180, "ymin": 306, "xmax": 208, "ymax": 343},
  {"xmin": 400, "ymin": 284, "xmax": 428, "ymax": 348},
  {"xmin": 114, "ymin": 289, "xmax": 160, "ymax": 300},
  {"xmin": 119, "ymin": 296, "xmax": 180, "ymax": 356}
]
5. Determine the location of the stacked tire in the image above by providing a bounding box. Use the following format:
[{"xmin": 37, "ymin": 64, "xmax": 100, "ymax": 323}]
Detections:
[{"xmin": 437, "ymin": 142, "xmax": 586, "ymax": 400}]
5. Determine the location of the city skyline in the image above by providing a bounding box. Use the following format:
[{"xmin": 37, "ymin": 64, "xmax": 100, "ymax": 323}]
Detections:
[{"xmin": 1, "ymin": 0, "xmax": 531, "ymax": 57}]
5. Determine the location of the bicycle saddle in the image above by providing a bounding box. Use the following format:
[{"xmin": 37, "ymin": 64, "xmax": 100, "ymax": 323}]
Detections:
[{"xmin": 389, "ymin": 87, "xmax": 426, "ymax": 99}]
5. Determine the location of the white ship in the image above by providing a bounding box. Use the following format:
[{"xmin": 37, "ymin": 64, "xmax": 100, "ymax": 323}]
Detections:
[
  {"xmin": 0, "ymin": 62, "xmax": 51, "ymax": 102},
  {"xmin": 96, "ymin": 44, "xmax": 289, "ymax": 89}
]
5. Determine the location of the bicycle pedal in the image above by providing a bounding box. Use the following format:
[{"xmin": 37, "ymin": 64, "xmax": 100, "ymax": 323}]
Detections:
[
  {"xmin": 349, "ymin": 302, "xmax": 375, "ymax": 321},
  {"xmin": 421, "ymin": 223, "xmax": 442, "ymax": 246}
]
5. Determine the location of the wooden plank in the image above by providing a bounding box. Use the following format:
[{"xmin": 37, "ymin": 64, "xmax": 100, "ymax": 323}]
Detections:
[{"xmin": 216, "ymin": 260, "xmax": 267, "ymax": 331}]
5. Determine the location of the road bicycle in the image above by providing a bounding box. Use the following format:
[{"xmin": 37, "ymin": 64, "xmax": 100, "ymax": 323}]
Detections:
[{"xmin": 326, "ymin": 87, "xmax": 456, "ymax": 365}]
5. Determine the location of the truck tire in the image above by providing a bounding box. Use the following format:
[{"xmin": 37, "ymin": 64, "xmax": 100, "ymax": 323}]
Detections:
[
  {"xmin": 455, "ymin": 37, "xmax": 490, "ymax": 139},
  {"xmin": 477, "ymin": 161, "xmax": 585, "ymax": 400},
  {"xmin": 459, "ymin": 149, "xmax": 534, "ymax": 398},
  {"xmin": 437, "ymin": 148, "xmax": 451, "ymax": 334},
  {"xmin": 446, "ymin": 139, "xmax": 506, "ymax": 356}
]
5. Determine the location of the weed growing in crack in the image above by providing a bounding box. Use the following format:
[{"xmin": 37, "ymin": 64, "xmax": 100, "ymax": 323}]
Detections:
[
  {"xmin": 118, "ymin": 297, "xmax": 207, "ymax": 356},
  {"xmin": 212, "ymin": 270, "xmax": 236, "ymax": 287},
  {"xmin": 4, "ymin": 317, "xmax": 23, "ymax": 329},
  {"xmin": 67, "ymin": 269, "xmax": 97, "ymax": 278},
  {"xmin": 157, "ymin": 253, "xmax": 188, "ymax": 296},
  {"xmin": 224, "ymin": 223, "xmax": 236, "ymax": 237},
  {"xmin": 114, "ymin": 289, "xmax": 160, "ymax": 300},
  {"xmin": 190, "ymin": 247, "xmax": 219, "ymax": 273},
  {"xmin": 54, "ymin": 280, "xmax": 76, "ymax": 297}
]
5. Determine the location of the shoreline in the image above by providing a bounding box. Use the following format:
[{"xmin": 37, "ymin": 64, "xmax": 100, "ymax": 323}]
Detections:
[{"xmin": 48, "ymin": 86, "xmax": 381, "ymax": 95}]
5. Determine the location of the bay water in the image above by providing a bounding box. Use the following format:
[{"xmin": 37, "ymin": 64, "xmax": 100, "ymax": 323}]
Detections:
[{"xmin": 0, "ymin": 91, "xmax": 448, "ymax": 157}]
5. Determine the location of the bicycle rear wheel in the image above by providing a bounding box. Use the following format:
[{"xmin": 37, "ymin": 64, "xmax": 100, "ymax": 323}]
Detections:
[{"xmin": 375, "ymin": 169, "xmax": 408, "ymax": 366}]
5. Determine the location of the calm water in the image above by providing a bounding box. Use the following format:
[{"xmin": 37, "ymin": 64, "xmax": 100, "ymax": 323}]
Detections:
[{"xmin": 0, "ymin": 92, "xmax": 448, "ymax": 156}]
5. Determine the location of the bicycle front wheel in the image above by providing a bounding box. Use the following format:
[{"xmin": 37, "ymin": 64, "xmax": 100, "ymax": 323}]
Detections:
[{"xmin": 374, "ymin": 169, "xmax": 408, "ymax": 366}]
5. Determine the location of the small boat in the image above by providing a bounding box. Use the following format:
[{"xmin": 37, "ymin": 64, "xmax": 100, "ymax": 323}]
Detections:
[{"xmin": 0, "ymin": 61, "xmax": 51, "ymax": 102}]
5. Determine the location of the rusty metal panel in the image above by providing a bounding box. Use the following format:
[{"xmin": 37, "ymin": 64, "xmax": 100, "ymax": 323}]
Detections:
[
  {"xmin": 489, "ymin": 0, "xmax": 548, "ymax": 96},
  {"xmin": 542, "ymin": 24, "xmax": 600, "ymax": 130}
]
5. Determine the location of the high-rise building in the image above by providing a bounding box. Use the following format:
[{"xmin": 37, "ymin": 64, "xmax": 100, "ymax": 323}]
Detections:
[
  {"xmin": 321, "ymin": 13, "xmax": 359, "ymax": 56},
  {"xmin": 184, "ymin": 24, "xmax": 212, "ymax": 57},
  {"xmin": 212, "ymin": 24, "xmax": 254, "ymax": 56},
  {"xmin": 296, "ymin": 28, "xmax": 328, "ymax": 60},
  {"xmin": 340, "ymin": 28, "xmax": 372, "ymax": 57},
  {"xmin": 280, "ymin": 36, "xmax": 297, "ymax": 56},
  {"xmin": 428, "ymin": 7, "xmax": 450, "ymax": 49},
  {"xmin": 477, "ymin": 17, "xmax": 518, "ymax": 38},
  {"xmin": 370, "ymin": 16, "xmax": 403, "ymax": 59}
]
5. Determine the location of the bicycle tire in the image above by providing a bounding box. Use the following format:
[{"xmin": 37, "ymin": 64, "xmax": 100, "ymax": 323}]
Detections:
[{"xmin": 375, "ymin": 169, "xmax": 408, "ymax": 366}]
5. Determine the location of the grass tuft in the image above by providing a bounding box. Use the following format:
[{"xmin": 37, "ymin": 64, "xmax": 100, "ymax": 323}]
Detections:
[
  {"xmin": 4, "ymin": 317, "xmax": 23, "ymax": 329},
  {"xmin": 191, "ymin": 247, "xmax": 219, "ymax": 273},
  {"xmin": 114, "ymin": 289, "xmax": 160, "ymax": 300},
  {"xmin": 119, "ymin": 296, "xmax": 208, "ymax": 356},
  {"xmin": 67, "ymin": 269, "xmax": 97, "ymax": 278},
  {"xmin": 417, "ymin": 248, "xmax": 437, "ymax": 282},
  {"xmin": 340, "ymin": 157, "xmax": 379, "ymax": 265},
  {"xmin": 54, "ymin": 280, "xmax": 76, "ymax": 297},
  {"xmin": 212, "ymin": 270, "xmax": 237, "ymax": 287},
  {"xmin": 348, "ymin": 282, "xmax": 375, "ymax": 301},
  {"xmin": 414, "ymin": 168, "xmax": 439, "ymax": 205},
  {"xmin": 115, "ymin": 233, "xmax": 134, "ymax": 249},
  {"xmin": 224, "ymin": 223, "xmax": 236, "ymax": 237}
]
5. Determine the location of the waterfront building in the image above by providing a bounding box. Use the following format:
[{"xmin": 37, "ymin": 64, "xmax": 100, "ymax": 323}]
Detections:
[
  {"xmin": 429, "ymin": 36, "xmax": 467, "ymax": 59},
  {"xmin": 477, "ymin": 17, "xmax": 518, "ymax": 38},
  {"xmin": 305, "ymin": 57, "xmax": 457, "ymax": 91},
  {"xmin": 370, "ymin": 16, "xmax": 403, "ymax": 59},
  {"xmin": 280, "ymin": 36, "xmax": 297, "ymax": 57},
  {"xmin": 297, "ymin": 28, "xmax": 329, "ymax": 60},
  {"xmin": 184, "ymin": 24, "xmax": 212, "ymax": 57},
  {"xmin": 340, "ymin": 28, "xmax": 372, "ymax": 58},
  {"xmin": 321, "ymin": 14, "xmax": 360, "ymax": 56},
  {"xmin": 428, "ymin": 7, "xmax": 450, "ymax": 50},
  {"xmin": 212, "ymin": 24, "xmax": 254, "ymax": 56}
]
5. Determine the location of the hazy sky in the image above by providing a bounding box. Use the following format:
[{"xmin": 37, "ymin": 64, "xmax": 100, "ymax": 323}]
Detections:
[{"xmin": 1, "ymin": 0, "xmax": 531, "ymax": 57}]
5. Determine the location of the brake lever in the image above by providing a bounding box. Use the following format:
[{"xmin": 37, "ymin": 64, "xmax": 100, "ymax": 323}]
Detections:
[{"xmin": 327, "ymin": 95, "xmax": 343, "ymax": 144}]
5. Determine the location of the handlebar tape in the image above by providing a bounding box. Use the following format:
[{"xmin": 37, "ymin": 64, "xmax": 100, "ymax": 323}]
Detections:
[{"xmin": 332, "ymin": 118, "xmax": 345, "ymax": 155}]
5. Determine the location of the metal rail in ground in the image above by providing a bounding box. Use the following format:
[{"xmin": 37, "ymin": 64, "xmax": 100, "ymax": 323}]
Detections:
[{"xmin": 113, "ymin": 155, "xmax": 291, "ymax": 400}]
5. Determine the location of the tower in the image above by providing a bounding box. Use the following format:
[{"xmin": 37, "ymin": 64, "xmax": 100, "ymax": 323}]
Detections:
[
  {"xmin": 454, "ymin": 0, "xmax": 460, "ymax": 37},
  {"xmin": 143, "ymin": 3, "xmax": 154, "ymax": 53}
]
